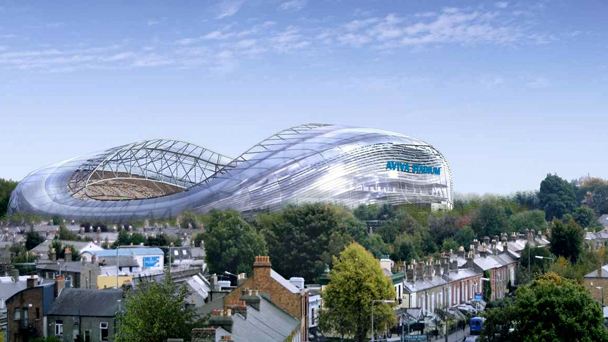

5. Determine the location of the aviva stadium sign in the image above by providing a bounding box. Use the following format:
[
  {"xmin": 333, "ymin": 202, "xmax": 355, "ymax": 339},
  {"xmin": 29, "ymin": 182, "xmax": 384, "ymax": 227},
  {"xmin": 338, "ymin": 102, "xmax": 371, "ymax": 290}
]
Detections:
[{"xmin": 385, "ymin": 161, "xmax": 441, "ymax": 175}]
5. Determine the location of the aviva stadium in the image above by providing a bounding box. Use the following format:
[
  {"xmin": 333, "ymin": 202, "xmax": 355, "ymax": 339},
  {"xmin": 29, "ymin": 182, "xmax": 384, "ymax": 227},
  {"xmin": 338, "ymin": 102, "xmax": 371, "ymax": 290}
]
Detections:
[{"xmin": 8, "ymin": 124, "xmax": 453, "ymax": 222}]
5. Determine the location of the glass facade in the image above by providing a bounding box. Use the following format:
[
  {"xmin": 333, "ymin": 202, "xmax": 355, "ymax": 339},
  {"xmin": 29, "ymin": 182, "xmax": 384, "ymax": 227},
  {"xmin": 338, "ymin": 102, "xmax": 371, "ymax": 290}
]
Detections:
[{"xmin": 9, "ymin": 124, "xmax": 453, "ymax": 222}]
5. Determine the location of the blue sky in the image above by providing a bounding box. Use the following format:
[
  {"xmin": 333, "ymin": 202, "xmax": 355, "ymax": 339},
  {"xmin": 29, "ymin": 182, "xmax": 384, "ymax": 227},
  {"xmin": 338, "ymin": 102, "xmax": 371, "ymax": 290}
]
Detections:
[{"xmin": 0, "ymin": 0, "xmax": 606, "ymax": 195}]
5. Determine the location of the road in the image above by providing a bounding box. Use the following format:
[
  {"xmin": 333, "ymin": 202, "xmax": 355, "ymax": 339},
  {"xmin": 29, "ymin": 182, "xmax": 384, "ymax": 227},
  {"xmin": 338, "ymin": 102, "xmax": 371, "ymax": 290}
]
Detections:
[{"xmin": 386, "ymin": 327, "xmax": 471, "ymax": 342}]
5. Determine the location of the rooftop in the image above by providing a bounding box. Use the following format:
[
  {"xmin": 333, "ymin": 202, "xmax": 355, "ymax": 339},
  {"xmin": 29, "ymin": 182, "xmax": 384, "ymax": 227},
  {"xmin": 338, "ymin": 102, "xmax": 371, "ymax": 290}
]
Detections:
[
  {"xmin": 92, "ymin": 247, "xmax": 164, "ymax": 258},
  {"xmin": 47, "ymin": 288, "xmax": 123, "ymax": 317}
]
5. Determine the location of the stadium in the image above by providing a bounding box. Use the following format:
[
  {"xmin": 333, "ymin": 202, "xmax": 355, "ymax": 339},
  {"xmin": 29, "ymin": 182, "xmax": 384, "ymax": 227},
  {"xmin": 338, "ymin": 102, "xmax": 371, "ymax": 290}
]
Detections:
[{"xmin": 8, "ymin": 124, "xmax": 453, "ymax": 222}]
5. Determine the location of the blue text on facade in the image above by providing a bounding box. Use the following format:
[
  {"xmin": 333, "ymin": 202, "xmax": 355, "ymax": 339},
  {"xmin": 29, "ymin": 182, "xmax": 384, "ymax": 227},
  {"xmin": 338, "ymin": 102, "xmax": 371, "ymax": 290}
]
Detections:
[{"xmin": 385, "ymin": 161, "xmax": 441, "ymax": 175}]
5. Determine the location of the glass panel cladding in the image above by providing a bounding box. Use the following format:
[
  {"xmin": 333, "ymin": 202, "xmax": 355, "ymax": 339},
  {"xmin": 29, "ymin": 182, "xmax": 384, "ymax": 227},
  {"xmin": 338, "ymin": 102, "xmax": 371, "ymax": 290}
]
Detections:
[{"xmin": 9, "ymin": 124, "xmax": 453, "ymax": 222}]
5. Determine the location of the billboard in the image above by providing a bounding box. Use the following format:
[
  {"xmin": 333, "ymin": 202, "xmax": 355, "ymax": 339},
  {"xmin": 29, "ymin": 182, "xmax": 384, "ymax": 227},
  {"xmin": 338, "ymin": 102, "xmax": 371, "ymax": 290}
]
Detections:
[{"xmin": 143, "ymin": 256, "xmax": 161, "ymax": 268}]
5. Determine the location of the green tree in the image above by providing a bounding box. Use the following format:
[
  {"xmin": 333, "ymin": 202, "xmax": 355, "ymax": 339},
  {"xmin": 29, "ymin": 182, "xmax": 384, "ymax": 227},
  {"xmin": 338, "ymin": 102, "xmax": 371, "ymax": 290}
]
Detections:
[
  {"xmin": 25, "ymin": 228, "xmax": 45, "ymax": 250},
  {"xmin": 550, "ymin": 219, "xmax": 584, "ymax": 263},
  {"xmin": 58, "ymin": 225, "xmax": 79, "ymax": 241},
  {"xmin": 481, "ymin": 273, "xmax": 608, "ymax": 342},
  {"xmin": 441, "ymin": 238, "xmax": 459, "ymax": 253},
  {"xmin": 509, "ymin": 210, "xmax": 547, "ymax": 233},
  {"xmin": 319, "ymin": 243, "xmax": 396, "ymax": 342},
  {"xmin": 203, "ymin": 209, "xmax": 267, "ymax": 275},
  {"xmin": 361, "ymin": 233, "xmax": 389, "ymax": 259},
  {"xmin": 193, "ymin": 232, "xmax": 204, "ymax": 247},
  {"xmin": 454, "ymin": 226, "xmax": 476, "ymax": 248},
  {"xmin": 538, "ymin": 174, "xmax": 578, "ymax": 220},
  {"xmin": 263, "ymin": 203, "xmax": 359, "ymax": 281},
  {"xmin": 471, "ymin": 202, "xmax": 511, "ymax": 238},
  {"xmin": 0, "ymin": 178, "xmax": 18, "ymax": 218},
  {"xmin": 390, "ymin": 233, "xmax": 418, "ymax": 262},
  {"xmin": 428, "ymin": 214, "xmax": 460, "ymax": 246},
  {"xmin": 115, "ymin": 272, "xmax": 204, "ymax": 342},
  {"xmin": 573, "ymin": 206, "xmax": 599, "ymax": 228}
]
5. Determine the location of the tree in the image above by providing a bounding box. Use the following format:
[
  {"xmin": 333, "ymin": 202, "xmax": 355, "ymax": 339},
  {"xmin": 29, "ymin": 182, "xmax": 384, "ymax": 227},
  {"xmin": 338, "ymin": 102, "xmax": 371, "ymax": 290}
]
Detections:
[
  {"xmin": 454, "ymin": 226, "xmax": 476, "ymax": 248},
  {"xmin": 203, "ymin": 209, "xmax": 267, "ymax": 275},
  {"xmin": 508, "ymin": 210, "xmax": 547, "ymax": 233},
  {"xmin": 263, "ymin": 203, "xmax": 359, "ymax": 281},
  {"xmin": 441, "ymin": 238, "xmax": 459, "ymax": 253},
  {"xmin": 428, "ymin": 214, "xmax": 460, "ymax": 246},
  {"xmin": 361, "ymin": 233, "xmax": 389, "ymax": 259},
  {"xmin": 319, "ymin": 243, "xmax": 396, "ymax": 342},
  {"xmin": 538, "ymin": 174, "xmax": 578, "ymax": 220},
  {"xmin": 481, "ymin": 273, "xmax": 608, "ymax": 342},
  {"xmin": 390, "ymin": 233, "xmax": 418, "ymax": 262},
  {"xmin": 550, "ymin": 219, "xmax": 584, "ymax": 263},
  {"xmin": 115, "ymin": 272, "xmax": 204, "ymax": 342},
  {"xmin": 58, "ymin": 225, "xmax": 79, "ymax": 241},
  {"xmin": 573, "ymin": 206, "xmax": 599, "ymax": 228},
  {"xmin": 471, "ymin": 202, "xmax": 511, "ymax": 238},
  {"xmin": 0, "ymin": 178, "xmax": 18, "ymax": 218},
  {"xmin": 514, "ymin": 191, "xmax": 540, "ymax": 210},
  {"xmin": 25, "ymin": 228, "xmax": 45, "ymax": 250}
]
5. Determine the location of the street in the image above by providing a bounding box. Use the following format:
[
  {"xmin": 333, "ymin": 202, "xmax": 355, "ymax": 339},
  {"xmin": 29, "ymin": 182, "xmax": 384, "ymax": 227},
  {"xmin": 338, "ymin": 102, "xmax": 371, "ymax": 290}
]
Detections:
[{"xmin": 386, "ymin": 327, "xmax": 471, "ymax": 342}]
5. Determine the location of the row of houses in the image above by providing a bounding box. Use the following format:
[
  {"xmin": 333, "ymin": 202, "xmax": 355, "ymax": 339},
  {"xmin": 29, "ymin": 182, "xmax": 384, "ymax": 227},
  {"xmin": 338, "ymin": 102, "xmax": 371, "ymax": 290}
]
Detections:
[{"xmin": 380, "ymin": 230, "xmax": 549, "ymax": 323}]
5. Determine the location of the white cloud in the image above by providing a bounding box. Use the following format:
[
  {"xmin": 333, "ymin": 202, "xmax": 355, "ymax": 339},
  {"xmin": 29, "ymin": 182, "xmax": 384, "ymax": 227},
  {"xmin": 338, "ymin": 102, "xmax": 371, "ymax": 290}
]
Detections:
[
  {"xmin": 344, "ymin": 17, "xmax": 379, "ymax": 31},
  {"xmin": 131, "ymin": 54, "xmax": 174, "ymax": 67},
  {"xmin": 527, "ymin": 77, "xmax": 550, "ymax": 88},
  {"xmin": 175, "ymin": 37, "xmax": 201, "ymax": 45},
  {"xmin": 102, "ymin": 52, "xmax": 134, "ymax": 62},
  {"xmin": 279, "ymin": 0, "xmax": 307, "ymax": 12},
  {"xmin": 337, "ymin": 33, "xmax": 372, "ymax": 47},
  {"xmin": 495, "ymin": 2, "xmax": 509, "ymax": 9},
  {"xmin": 215, "ymin": 0, "xmax": 245, "ymax": 19},
  {"xmin": 204, "ymin": 30, "xmax": 235, "ymax": 40},
  {"xmin": 147, "ymin": 19, "xmax": 160, "ymax": 26},
  {"xmin": 271, "ymin": 26, "xmax": 310, "ymax": 52}
]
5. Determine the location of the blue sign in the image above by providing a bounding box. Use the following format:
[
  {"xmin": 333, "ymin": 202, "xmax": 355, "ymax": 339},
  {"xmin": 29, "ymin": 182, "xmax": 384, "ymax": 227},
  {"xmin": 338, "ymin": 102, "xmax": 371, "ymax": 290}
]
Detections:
[
  {"xmin": 385, "ymin": 161, "xmax": 441, "ymax": 175},
  {"xmin": 474, "ymin": 292, "xmax": 483, "ymax": 301},
  {"xmin": 143, "ymin": 256, "xmax": 160, "ymax": 268}
]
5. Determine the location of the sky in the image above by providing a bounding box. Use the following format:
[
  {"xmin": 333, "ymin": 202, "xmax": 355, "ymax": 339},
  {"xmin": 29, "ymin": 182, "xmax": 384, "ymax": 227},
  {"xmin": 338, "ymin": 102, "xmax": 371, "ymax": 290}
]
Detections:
[{"xmin": 0, "ymin": 0, "xmax": 607, "ymax": 195}]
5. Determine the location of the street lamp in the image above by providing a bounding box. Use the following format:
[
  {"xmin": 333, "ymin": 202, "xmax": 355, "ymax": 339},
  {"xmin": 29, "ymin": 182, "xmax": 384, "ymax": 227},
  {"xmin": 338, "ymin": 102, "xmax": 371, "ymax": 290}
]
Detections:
[
  {"xmin": 371, "ymin": 300, "xmax": 394, "ymax": 342},
  {"xmin": 597, "ymin": 286, "xmax": 604, "ymax": 306}
]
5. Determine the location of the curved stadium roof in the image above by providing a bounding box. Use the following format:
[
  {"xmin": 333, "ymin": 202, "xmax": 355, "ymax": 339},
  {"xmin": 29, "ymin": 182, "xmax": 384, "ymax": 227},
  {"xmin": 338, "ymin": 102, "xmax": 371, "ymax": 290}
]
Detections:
[{"xmin": 9, "ymin": 124, "xmax": 453, "ymax": 222}]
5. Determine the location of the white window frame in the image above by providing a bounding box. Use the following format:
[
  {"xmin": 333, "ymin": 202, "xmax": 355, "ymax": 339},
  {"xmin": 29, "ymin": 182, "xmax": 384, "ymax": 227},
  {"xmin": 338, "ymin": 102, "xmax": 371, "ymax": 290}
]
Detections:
[
  {"xmin": 55, "ymin": 321, "xmax": 63, "ymax": 336},
  {"xmin": 100, "ymin": 321, "xmax": 109, "ymax": 341}
]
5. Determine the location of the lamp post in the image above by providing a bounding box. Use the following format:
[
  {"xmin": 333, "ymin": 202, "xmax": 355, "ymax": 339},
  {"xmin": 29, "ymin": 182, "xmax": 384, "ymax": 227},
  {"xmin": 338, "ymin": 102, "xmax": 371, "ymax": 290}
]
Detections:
[
  {"xmin": 597, "ymin": 286, "xmax": 604, "ymax": 306},
  {"xmin": 371, "ymin": 300, "xmax": 394, "ymax": 342}
]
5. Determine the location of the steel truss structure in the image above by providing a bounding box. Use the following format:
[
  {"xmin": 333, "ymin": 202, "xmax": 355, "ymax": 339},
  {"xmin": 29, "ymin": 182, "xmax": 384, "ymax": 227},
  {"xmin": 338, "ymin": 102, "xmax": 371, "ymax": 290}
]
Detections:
[{"xmin": 9, "ymin": 124, "xmax": 453, "ymax": 222}]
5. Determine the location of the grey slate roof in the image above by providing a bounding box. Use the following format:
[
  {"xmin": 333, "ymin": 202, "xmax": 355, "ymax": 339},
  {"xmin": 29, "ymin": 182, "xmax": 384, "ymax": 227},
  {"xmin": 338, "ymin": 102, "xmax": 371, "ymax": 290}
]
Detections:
[
  {"xmin": 404, "ymin": 275, "xmax": 448, "ymax": 292},
  {"xmin": 36, "ymin": 261, "xmax": 89, "ymax": 273},
  {"xmin": 216, "ymin": 296, "xmax": 300, "ymax": 342},
  {"xmin": 100, "ymin": 256, "xmax": 139, "ymax": 267},
  {"xmin": 584, "ymin": 265, "xmax": 608, "ymax": 279},
  {"xmin": 47, "ymin": 288, "xmax": 123, "ymax": 317},
  {"xmin": 599, "ymin": 214, "xmax": 608, "ymax": 228}
]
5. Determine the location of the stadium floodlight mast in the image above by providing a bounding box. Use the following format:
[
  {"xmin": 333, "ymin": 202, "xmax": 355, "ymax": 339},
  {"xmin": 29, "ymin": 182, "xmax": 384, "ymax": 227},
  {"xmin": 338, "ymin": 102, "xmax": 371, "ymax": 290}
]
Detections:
[{"xmin": 371, "ymin": 299, "xmax": 394, "ymax": 342}]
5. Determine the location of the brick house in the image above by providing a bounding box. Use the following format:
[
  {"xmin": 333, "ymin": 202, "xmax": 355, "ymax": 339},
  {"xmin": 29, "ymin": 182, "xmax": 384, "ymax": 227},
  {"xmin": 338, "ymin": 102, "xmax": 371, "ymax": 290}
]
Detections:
[
  {"xmin": 584, "ymin": 264, "xmax": 608, "ymax": 304},
  {"xmin": 223, "ymin": 256, "xmax": 308, "ymax": 341},
  {"xmin": 6, "ymin": 277, "xmax": 64, "ymax": 342}
]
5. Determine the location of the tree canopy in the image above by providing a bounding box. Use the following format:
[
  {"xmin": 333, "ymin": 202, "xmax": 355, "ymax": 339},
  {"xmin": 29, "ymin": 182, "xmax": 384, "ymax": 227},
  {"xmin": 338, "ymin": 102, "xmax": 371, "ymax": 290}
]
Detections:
[
  {"xmin": 0, "ymin": 178, "xmax": 17, "ymax": 218},
  {"xmin": 550, "ymin": 219, "xmax": 584, "ymax": 263},
  {"xmin": 539, "ymin": 174, "xmax": 578, "ymax": 220},
  {"xmin": 480, "ymin": 273, "xmax": 608, "ymax": 342},
  {"xmin": 202, "ymin": 209, "xmax": 267, "ymax": 275},
  {"xmin": 115, "ymin": 273, "xmax": 204, "ymax": 342},
  {"xmin": 319, "ymin": 243, "xmax": 396, "ymax": 342}
]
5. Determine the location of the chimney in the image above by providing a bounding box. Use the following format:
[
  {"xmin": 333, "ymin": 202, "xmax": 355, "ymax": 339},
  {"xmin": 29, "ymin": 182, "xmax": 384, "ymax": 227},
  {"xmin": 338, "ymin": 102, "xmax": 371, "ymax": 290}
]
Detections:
[
  {"xmin": 399, "ymin": 262, "xmax": 407, "ymax": 276},
  {"xmin": 289, "ymin": 277, "xmax": 305, "ymax": 291},
  {"xmin": 474, "ymin": 239, "xmax": 480, "ymax": 252},
  {"xmin": 26, "ymin": 275, "xmax": 36, "ymax": 288},
  {"xmin": 406, "ymin": 264, "xmax": 415, "ymax": 283},
  {"xmin": 240, "ymin": 289, "xmax": 261, "ymax": 310},
  {"xmin": 128, "ymin": 225, "xmax": 133, "ymax": 233},
  {"xmin": 253, "ymin": 256, "xmax": 272, "ymax": 279},
  {"xmin": 501, "ymin": 235, "xmax": 508, "ymax": 254},
  {"xmin": 415, "ymin": 261, "xmax": 424, "ymax": 280},
  {"xmin": 483, "ymin": 236, "xmax": 490, "ymax": 246},
  {"xmin": 209, "ymin": 309, "xmax": 234, "ymax": 333},
  {"xmin": 226, "ymin": 300, "xmax": 247, "ymax": 319},
  {"xmin": 50, "ymin": 248, "xmax": 57, "ymax": 261},
  {"xmin": 424, "ymin": 260, "xmax": 433, "ymax": 280},
  {"xmin": 54, "ymin": 277, "xmax": 66, "ymax": 297},
  {"xmin": 491, "ymin": 240, "xmax": 497, "ymax": 255},
  {"xmin": 91, "ymin": 253, "xmax": 97, "ymax": 264},
  {"xmin": 441, "ymin": 255, "xmax": 449, "ymax": 275},
  {"xmin": 480, "ymin": 244, "xmax": 489, "ymax": 258},
  {"xmin": 434, "ymin": 259, "xmax": 442, "ymax": 277},
  {"xmin": 380, "ymin": 255, "xmax": 394, "ymax": 273},
  {"xmin": 466, "ymin": 250, "xmax": 475, "ymax": 269},
  {"xmin": 450, "ymin": 260, "xmax": 458, "ymax": 271},
  {"xmin": 457, "ymin": 246, "xmax": 465, "ymax": 259},
  {"xmin": 237, "ymin": 273, "xmax": 247, "ymax": 286},
  {"xmin": 65, "ymin": 247, "xmax": 72, "ymax": 261},
  {"xmin": 210, "ymin": 274, "xmax": 219, "ymax": 291},
  {"xmin": 527, "ymin": 229, "xmax": 534, "ymax": 245},
  {"xmin": 79, "ymin": 227, "xmax": 84, "ymax": 234}
]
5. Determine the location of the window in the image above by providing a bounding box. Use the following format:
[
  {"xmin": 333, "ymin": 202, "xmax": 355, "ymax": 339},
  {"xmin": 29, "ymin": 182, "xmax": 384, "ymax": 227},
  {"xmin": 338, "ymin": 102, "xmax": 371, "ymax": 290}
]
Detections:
[
  {"xmin": 85, "ymin": 330, "xmax": 91, "ymax": 342},
  {"xmin": 100, "ymin": 322, "xmax": 109, "ymax": 341},
  {"xmin": 36, "ymin": 307, "xmax": 40, "ymax": 320},
  {"xmin": 14, "ymin": 308, "xmax": 20, "ymax": 321},
  {"xmin": 22, "ymin": 308, "xmax": 29, "ymax": 327},
  {"xmin": 55, "ymin": 320, "xmax": 64, "ymax": 336}
]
